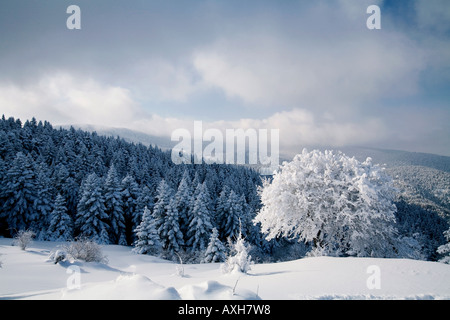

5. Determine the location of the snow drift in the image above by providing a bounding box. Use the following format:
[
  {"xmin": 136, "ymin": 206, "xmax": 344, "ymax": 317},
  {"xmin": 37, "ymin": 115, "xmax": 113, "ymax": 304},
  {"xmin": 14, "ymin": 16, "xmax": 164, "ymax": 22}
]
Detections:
[{"xmin": 1, "ymin": 239, "xmax": 449, "ymax": 300}]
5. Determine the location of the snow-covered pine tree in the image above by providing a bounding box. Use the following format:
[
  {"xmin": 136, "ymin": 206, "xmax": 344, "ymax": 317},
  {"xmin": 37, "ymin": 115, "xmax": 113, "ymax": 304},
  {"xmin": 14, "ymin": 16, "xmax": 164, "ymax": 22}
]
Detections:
[
  {"xmin": 215, "ymin": 185, "xmax": 230, "ymax": 233},
  {"xmin": 202, "ymin": 227, "xmax": 227, "ymax": 263},
  {"xmin": 174, "ymin": 170, "xmax": 193, "ymax": 240},
  {"xmin": 133, "ymin": 206, "xmax": 161, "ymax": 255},
  {"xmin": 187, "ymin": 182, "xmax": 214, "ymax": 253},
  {"xmin": 120, "ymin": 174, "xmax": 140, "ymax": 244},
  {"xmin": 33, "ymin": 161, "xmax": 54, "ymax": 239},
  {"xmin": 53, "ymin": 163, "xmax": 79, "ymax": 217},
  {"xmin": 152, "ymin": 179, "xmax": 174, "ymax": 236},
  {"xmin": 220, "ymin": 190, "xmax": 243, "ymax": 241},
  {"xmin": 437, "ymin": 228, "xmax": 450, "ymax": 264},
  {"xmin": 47, "ymin": 194, "xmax": 73, "ymax": 241},
  {"xmin": 135, "ymin": 185, "xmax": 154, "ymax": 230},
  {"xmin": 160, "ymin": 198, "xmax": 185, "ymax": 255},
  {"xmin": 104, "ymin": 165, "xmax": 125, "ymax": 244},
  {"xmin": 221, "ymin": 226, "xmax": 252, "ymax": 274},
  {"xmin": 76, "ymin": 173, "xmax": 110, "ymax": 244},
  {"xmin": 1, "ymin": 152, "xmax": 38, "ymax": 233},
  {"xmin": 254, "ymin": 149, "xmax": 399, "ymax": 258}
]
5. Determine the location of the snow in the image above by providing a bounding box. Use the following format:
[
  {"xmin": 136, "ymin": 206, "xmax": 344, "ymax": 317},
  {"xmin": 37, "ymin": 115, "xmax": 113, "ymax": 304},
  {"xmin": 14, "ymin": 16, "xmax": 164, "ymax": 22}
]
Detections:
[{"xmin": 1, "ymin": 238, "xmax": 449, "ymax": 300}]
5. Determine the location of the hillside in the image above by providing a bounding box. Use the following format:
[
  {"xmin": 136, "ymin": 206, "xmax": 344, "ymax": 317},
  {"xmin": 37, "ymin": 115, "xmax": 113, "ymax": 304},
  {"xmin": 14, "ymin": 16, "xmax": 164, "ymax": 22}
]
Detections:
[
  {"xmin": 59, "ymin": 124, "xmax": 450, "ymax": 260},
  {"xmin": 1, "ymin": 238, "xmax": 449, "ymax": 300}
]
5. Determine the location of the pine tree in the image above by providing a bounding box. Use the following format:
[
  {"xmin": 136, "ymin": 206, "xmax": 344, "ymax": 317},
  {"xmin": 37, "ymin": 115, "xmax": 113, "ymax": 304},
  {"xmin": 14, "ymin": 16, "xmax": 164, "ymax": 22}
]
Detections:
[
  {"xmin": 33, "ymin": 161, "xmax": 54, "ymax": 239},
  {"xmin": 1, "ymin": 152, "xmax": 39, "ymax": 233},
  {"xmin": 220, "ymin": 190, "xmax": 243, "ymax": 241},
  {"xmin": 215, "ymin": 185, "xmax": 231, "ymax": 230},
  {"xmin": 76, "ymin": 173, "xmax": 110, "ymax": 244},
  {"xmin": 120, "ymin": 174, "xmax": 140, "ymax": 244},
  {"xmin": 174, "ymin": 170, "xmax": 192, "ymax": 240},
  {"xmin": 47, "ymin": 194, "xmax": 73, "ymax": 241},
  {"xmin": 135, "ymin": 185, "xmax": 154, "ymax": 229},
  {"xmin": 160, "ymin": 199, "xmax": 185, "ymax": 254},
  {"xmin": 221, "ymin": 227, "xmax": 252, "ymax": 274},
  {"xmin": 104, "ymin": 165, "xmax": 125, "ymax": 244},
  {"xmin": 437, "ymin": 228, "xmax": 450, "ymax": 264},
  {"xmin": 187, "ymin": 183, "xmax": 214, "ymax": 253},
  {"xmin": 133, "ymin": 206, "xmax": 161, "ymax": 255},
  {"xmin": 152, "ymin": 179, "xmax": 174, "ymax": 235},
  {"xmin": 202, "ymin": 228, "xmax": 227, "ymax": 263}
]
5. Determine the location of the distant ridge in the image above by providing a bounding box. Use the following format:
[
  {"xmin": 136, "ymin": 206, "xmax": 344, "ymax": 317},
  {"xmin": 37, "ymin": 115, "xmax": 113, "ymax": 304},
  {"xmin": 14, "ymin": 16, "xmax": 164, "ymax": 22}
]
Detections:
[
  {"xmin": 60, "ymin": 124, "xmax": 175, "ymax": 150},
  {"xmin": 66, "ymin": 124, "xmax": 450, "ymax": 173}
]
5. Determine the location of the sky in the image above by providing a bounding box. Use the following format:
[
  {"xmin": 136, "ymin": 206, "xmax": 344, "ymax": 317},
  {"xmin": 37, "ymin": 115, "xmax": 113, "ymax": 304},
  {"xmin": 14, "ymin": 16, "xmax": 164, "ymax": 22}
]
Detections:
[{"xmin": 0, "ymin": 0, "xmax": 449, "ymax": 157}]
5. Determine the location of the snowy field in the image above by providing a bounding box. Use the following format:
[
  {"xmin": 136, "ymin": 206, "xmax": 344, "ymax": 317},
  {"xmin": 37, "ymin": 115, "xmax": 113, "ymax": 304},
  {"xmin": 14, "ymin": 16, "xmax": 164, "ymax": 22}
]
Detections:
[{"xmin": 1, "ymin": 238, "xmax": 449, "ymax": 300}]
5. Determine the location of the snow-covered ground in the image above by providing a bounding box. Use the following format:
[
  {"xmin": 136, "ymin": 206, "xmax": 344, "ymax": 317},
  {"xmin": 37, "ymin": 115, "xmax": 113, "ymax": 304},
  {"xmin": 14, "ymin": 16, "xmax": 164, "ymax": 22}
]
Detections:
[{"xmin": 1, "ymin": 238, "xmax": 449, "ymax": 300}]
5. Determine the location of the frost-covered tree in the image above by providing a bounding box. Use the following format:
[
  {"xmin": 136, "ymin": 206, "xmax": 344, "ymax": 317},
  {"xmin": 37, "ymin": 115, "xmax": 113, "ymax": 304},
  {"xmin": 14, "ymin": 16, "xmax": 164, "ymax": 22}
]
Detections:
[
  {"xmin": 437, "ymin": 228, "xmax": 450, "ymax": 264},
  {"xmin": 47, "ymin": 194, "xmax": 73, "ymax": 241},
  {"xmin": 104, "ymin": 165, "xmax": 125, "ymax": 244},
  {"xmin": 254, "ymin": 149, "xmax": 399, "ymax": 258},
  {"xmin": 133, "ymin": 206, "xmax": 161, "ymax": 255},
  {"xmin": 202, "ymin": 228, "xmax": 227, "ymax": 263},
  {"xmin": 13, "ymin": 229, "xmax": 35, "ymax": 251},
  {"xmin": 76, "ymin": 173, "xmax": 110, "ymax": 244},
  {"xmin": 187, "ymin": 183, "xmax": 214, "ymax": 253},
  {"xmin": 221, "ymin": 228, "xmax": 252, "ymax": 274}
]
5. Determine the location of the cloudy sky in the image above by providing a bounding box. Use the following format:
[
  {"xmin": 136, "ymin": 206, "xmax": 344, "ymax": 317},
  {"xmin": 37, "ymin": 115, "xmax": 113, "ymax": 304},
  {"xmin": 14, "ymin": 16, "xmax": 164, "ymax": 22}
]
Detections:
[{"xmin": 0, "ymin": 0, "xmax": 449, "ymax": 157}]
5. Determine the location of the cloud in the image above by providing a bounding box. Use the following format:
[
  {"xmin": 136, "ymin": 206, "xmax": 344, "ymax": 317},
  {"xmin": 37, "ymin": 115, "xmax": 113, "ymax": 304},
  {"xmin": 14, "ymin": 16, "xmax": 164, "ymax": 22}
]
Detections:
[
  {"xmin": 0, "ymin": 73, "xmax": 142, "ymax": 128},
  {"xmin": 193, "ymin": 24, "xmax": 425, "ymax": 111},
  {"xmin": 0, "ymin": 1, "xmax": 448, "ymax": 156},
  {"xmin": 223, "ymin": 109, "xmax": 389, "ymax": 157},
  {"xmin": 414, "ymin": 0, "xmax": 450, "ymax": 32},
  {"xmin": 1, "ymin": 71, "xmax": 447, "ymax": 157}
]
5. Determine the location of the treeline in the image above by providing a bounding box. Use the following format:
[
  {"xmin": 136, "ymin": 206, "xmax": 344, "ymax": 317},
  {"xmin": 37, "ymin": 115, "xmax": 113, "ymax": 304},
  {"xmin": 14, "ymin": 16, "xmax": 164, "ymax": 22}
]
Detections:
[{"xmin": 0, "ymin": 116, "xmax": 268, "ymax": 260}]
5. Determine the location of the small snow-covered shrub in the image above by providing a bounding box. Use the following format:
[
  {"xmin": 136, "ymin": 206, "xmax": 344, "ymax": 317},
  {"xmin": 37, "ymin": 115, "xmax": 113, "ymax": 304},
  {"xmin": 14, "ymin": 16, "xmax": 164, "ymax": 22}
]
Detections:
[
  {"xmin": 202, "ymin": 228, "xmax": 227, "ymax": 263},
  {"xmin": 63, "ymin": 237, "xmax": 108, "ymax": 264},
  {"xmin": 13, "ymin": 230, "xmax": 35, "ymax": 251},
  {"xmin": 174, "ymin": 251, "xmax": 185, "ymax": 277},
  {"xmin": 48, "ymin": 249, "xmax": 67, "ymax": 264},
  {"xmin": 221, "ymin": 232, "xmax": 252, "ymax": 274}
]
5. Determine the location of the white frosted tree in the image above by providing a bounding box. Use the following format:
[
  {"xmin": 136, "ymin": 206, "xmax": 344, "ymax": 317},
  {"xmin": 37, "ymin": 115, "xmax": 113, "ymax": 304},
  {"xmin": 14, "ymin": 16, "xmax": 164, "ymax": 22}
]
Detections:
[
  {"xmin": 437, "ymin": 228, "xmax": 450, "ymax": 264},
  {"xmin": 47, "ymin": 194, "xmax": 73, "ymax": 241},
  {"xmin": 221, "ymin": 228, "xmax": 252, "ymax": 274},
  {"xmin": 254, "ymin": 149, "xmax": 400, "ymax": 258},
  {"xmin": 202, "ymin": 228, "xmax": 227, "ymax": 263},
  {"xmin": 133, "ymin": 206, "xmax": 161, "ymax": 255}
]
